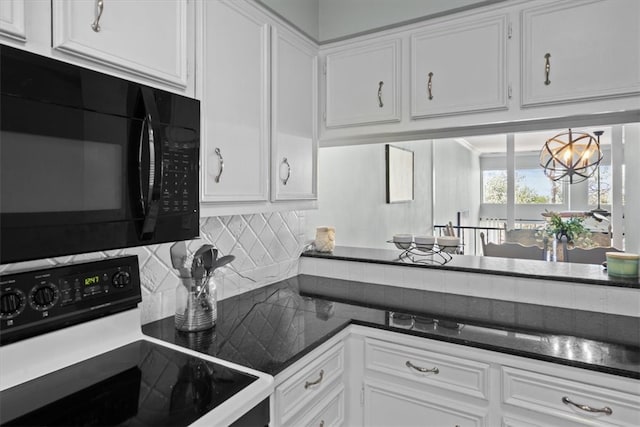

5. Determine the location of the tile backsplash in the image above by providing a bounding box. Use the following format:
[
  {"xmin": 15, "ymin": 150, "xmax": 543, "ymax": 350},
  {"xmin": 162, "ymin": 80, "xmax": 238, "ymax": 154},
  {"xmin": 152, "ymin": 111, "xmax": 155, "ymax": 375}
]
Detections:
[{"xmin": 0, "ymin": 211, "xmax": 309, "ymax": 324}]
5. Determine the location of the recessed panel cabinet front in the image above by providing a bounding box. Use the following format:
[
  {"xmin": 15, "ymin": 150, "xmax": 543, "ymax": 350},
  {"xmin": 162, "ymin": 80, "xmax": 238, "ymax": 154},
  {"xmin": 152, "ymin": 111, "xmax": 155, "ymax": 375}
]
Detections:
[
  {"xmin": 364, "ymin": 380, "xmax": 487, "ymax": 427},
  {"xmin": 200, "ymin": 0, "xmax": 269, "ymax": 203},
  {"xmin": 411, "ymin": 14, "xmax": 508, "ymax": 119},
  {"xmin": 521, "ymin": 0, "xmax": 640, "ymax": 107},
  {"xmin": 271, "ymin": 27, "xmax": 318, "ymax": 201},
  {"xmin": 325, "ymin": 39, "xmax": 401, "ymax": 128},
  {"xmin": 51, "ymin": 0, "xmax": 189, "ymax": 89}
]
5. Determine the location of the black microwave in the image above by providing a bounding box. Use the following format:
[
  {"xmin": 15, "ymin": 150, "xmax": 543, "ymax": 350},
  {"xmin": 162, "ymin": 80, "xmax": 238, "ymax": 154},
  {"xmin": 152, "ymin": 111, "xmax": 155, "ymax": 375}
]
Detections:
[{"xmin": 0, "ymin": 45, "xmax": 200, "ymax": 264}]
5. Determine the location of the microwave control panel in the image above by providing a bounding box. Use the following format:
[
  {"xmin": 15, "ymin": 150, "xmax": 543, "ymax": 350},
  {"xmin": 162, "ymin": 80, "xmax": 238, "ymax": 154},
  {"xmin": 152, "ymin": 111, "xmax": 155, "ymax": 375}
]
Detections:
[
  {"xmin": 0, "ymin": 256, "xmax": 141, "ymax": 345},
  {"xmin": 162, "ymin": 139, "xmax": 197, "ymax": 215}
]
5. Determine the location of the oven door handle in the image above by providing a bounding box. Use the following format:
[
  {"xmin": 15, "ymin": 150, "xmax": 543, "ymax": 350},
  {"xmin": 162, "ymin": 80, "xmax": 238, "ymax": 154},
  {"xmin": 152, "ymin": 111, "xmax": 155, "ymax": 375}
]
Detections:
[{"xmin": 139, "ymin": 88, "xmax": 164, "ymax": 240}]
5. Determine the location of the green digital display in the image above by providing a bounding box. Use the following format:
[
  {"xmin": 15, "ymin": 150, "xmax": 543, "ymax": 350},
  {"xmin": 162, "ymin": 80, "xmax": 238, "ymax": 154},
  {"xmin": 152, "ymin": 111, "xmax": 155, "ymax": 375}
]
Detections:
[{"xmin": 84, "ymin": 275, "xmax": 100, "ymax": 286}]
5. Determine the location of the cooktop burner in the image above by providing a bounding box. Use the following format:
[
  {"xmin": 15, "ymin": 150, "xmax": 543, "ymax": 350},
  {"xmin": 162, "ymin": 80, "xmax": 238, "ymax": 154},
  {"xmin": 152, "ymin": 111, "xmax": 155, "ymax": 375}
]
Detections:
[{"xmin": 0, "ymin": 339, "xmax": 258, "ymax": 426}]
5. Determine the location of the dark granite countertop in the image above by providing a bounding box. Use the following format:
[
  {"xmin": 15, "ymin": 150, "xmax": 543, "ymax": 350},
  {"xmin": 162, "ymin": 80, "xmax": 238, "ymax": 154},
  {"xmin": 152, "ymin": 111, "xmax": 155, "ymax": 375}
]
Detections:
[
  {"xmin": 143, "ymin": 275, "xmax": 640, "ymax": 380},
  {"xmin": 301, "ymin": 246, "xmax": 640, "ymax": 288}
]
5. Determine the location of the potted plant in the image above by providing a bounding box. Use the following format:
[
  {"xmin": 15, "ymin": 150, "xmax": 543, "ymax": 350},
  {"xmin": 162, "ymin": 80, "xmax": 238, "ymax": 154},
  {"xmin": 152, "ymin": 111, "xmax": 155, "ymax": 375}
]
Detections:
[{"xmin": 543, "ymin": 211, "xmax": 589, "ymax": 243}]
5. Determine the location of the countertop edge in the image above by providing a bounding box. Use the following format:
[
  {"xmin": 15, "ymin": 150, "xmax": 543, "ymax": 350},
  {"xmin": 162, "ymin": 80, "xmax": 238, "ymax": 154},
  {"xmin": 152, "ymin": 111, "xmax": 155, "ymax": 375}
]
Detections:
[{"xmin": 301, "ymin": 249, "xmax": 640, "ymax": 289}]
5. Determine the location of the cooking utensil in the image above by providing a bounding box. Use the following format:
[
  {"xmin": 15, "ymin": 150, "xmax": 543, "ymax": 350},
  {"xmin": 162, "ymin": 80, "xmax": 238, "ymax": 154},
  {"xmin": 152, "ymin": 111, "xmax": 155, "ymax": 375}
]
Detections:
[
  {"xmin": 211, "ymin": 254, "xmax": 235, "ymax": 272},
  {"xmin": 195, "ymin": 253, "xmax": 235, "ymax": 301},
  {"xmin": 169, "ymin": 241, "xmax": 190, "ymax": 278},
  {"xmin": 191, "ymin": 244, "xmax": 214, "ymax": 280}
]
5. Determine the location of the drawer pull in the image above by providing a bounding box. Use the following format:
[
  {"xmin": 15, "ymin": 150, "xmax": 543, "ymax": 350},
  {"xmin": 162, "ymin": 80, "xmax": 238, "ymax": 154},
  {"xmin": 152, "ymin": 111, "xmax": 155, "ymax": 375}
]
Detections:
[
  {"xmin": 377, "ymin": 81, "xmax": 384, "ymax": 108},
  {"xmin": 406, "ymin": 360, "xmax": 439, "ymax": 374},
  {"xmin": 562, "ymin": 396, "xmax": 612, "ymax": 415},
  {"xmin": 281, "ymin": 157, "xmax": 291, "ymax": 185},
  {"xmin": 214, "ymin": 147, "xmax": 224, "ymax": 183},
  {"xmin": 91, "ymin": 0, "xmax": 104, "ymax": 32},
  {"xmin": 544, "ymin": 53, "xmax": 551, "ymax": 85},
  {"xmin": 427, "ymin": 72, "xmax": 434, "ymax": 100},
  {"xmin": 304, "ymin": 369, "xmax": 324, "ymax": 389}
]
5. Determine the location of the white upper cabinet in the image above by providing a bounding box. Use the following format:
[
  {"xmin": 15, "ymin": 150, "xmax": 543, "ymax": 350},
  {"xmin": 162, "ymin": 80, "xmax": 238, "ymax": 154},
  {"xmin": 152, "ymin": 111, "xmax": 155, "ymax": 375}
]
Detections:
[
  {"xmin": 271, "ymin": 26, "xmax": 318, "ymax": 201},
  {"xmin": 521, "ymin": 0, "xmax": 640, "ymax": 107},
  {"xmin": 200, "ymin": 0, "xmax": 270, "ymax": 204},
  {"xmin": 410, "ymin": 14, "xmax": 508, "ymax": 119},
  {"xmin": 0, "ymin": 0, "xmax": 25, "ymax": 42},
  {"xmin": 325, "ymin": 38, "xmax": 401, "ymax": 128},
  {"xmin": 51, "ymin": 0, "xmax": 190, "ymax": 90}
]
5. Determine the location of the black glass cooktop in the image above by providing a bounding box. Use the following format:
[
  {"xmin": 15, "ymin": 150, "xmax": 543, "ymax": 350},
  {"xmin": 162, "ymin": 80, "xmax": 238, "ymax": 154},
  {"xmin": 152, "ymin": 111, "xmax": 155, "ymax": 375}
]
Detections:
[{"xmin": 0, "ymin": 340, "xmax": 258, "ymax": 426}]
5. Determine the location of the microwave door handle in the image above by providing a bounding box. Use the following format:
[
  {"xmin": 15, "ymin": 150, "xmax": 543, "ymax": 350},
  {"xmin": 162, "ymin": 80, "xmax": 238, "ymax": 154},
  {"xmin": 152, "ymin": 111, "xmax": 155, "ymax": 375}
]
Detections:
[
  {"xmin": 138, "ymin": 115, "xmax": 150, "ymax": 215},
  {"xmin": 139, "ymin": 88, "xmax": 164, "ymax": 240}
]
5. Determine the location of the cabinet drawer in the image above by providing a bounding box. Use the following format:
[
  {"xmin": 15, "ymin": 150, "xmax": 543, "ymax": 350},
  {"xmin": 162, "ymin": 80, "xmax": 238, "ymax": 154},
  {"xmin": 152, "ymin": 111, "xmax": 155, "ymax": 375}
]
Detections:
[
  {"xmin": 276, "ymin": 342, "xmax": 344, "ymax": 423},
  {"xmin": 502, "ymin": 366, "xmax": 640, "ymax": 426},
  {"xmin": 365, "ymin": 337, "xmax": 490, "ymax": 400},
  {"xmin": 364, "ymin": 378, "xmax": 487, "ymax": 427},
  {"xmin": 285, "ymin": 384, "xmax": 345, "ymax": 427}
]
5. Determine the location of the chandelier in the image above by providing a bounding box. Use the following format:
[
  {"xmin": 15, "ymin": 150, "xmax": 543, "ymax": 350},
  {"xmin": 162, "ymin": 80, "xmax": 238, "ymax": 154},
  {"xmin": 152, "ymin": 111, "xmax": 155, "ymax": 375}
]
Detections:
[{"xmin": 540, "ymin": 129, "xmax": 602, "ymax": 184}]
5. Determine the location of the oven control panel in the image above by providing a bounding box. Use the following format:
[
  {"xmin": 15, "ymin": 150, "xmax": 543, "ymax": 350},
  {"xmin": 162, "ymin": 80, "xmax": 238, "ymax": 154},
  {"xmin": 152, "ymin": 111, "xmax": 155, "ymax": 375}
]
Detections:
[{"xmin": 0, "ymin": 255, "xmax": 141, "ymax": 345}]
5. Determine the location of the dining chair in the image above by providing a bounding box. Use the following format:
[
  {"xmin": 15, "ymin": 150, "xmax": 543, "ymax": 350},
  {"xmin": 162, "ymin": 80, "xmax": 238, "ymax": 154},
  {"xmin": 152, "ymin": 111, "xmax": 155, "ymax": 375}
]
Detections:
[
  {"xmin": 563, "ymin": 245, "xmax": 623, "ymax": 265},
  {"xmin": 480, "ymin": 232, "xmax": 548, "ymax": 261}
]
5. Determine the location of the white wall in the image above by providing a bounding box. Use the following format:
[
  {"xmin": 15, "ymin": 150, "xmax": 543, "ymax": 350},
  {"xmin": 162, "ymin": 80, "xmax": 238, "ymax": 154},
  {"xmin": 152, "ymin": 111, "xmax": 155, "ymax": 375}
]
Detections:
[
  {"xmin": 259, "ymin": 0, "xmax": 320, "ymax": 39},
  {"xmin": 432, "ymin": 139, "xmax": 481, "ymax": 227},
  {"xmin": 305, "ymin": 141, "xmax": 433, "ymax": 249},
  {"xmin": 319, "ymin": 0, "xmax": 490, "ymax": 40},
  {"xmin": 625, "ymin": 124, "xmax": 640, "ymax": 253}
]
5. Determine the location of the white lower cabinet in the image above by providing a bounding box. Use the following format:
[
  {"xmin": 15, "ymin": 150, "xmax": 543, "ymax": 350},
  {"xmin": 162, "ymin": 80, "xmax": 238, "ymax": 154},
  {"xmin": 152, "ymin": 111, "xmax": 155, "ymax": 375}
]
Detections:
[
  {"xmin": 363, "ymin": 378, "xmax": 486, "ymax": 427},
  {"xmin": 363, "ymin": 335, "xmax": 489, "ymax": 427},
  {"xmin": 273, "ymin": 325, "xmax": 640, "ymax": 426},
  {"xmin": 502, "ymin": 366, "xmax": 640, "ymax": 427},
  {"xmin": 274, "ymin": 340, "xmax": 346, "ymax": 426}
]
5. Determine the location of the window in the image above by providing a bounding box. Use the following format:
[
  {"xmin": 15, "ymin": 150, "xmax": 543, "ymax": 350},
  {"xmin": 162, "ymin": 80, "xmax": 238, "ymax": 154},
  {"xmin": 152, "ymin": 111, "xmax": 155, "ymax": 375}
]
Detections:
[
  {"xmin": 588, "ymin": 165, "xmax": 611, "ymax": 206},
  {"xmin": 515, "ymin": 168, "xmax": 563, "ymax": 204},
  {"xmin": 482, "ymin": 168, "xmax": 563, "ymax": 204},
  {"xmin": 482, "ymin": 170, "xmax": 506, "ymax": 203}
]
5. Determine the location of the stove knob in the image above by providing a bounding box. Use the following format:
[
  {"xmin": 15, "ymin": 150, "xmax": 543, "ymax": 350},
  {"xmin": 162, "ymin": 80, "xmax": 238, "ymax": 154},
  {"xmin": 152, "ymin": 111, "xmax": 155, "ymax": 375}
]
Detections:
[
  {"xmin": 112, "ymin": 271, "xmax": 131, "ymax": 288},
  {"xmin": 30, "ymin": 284, "xmax": 58, "ymax": 310},
  {"xmin": 0, "ymin": 291, "xmax": 25, "ymax": 319}
]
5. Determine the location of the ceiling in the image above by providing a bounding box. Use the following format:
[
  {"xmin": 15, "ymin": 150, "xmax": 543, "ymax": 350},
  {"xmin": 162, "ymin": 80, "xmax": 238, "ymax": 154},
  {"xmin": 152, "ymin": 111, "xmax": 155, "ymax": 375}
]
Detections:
[
  {"xmin": 259, "ymin": 0, "xmax": 501, "ymax": 42},
  {"xmin": 461, "ymin": 127, "xmax": 613, "ymax": 154}
]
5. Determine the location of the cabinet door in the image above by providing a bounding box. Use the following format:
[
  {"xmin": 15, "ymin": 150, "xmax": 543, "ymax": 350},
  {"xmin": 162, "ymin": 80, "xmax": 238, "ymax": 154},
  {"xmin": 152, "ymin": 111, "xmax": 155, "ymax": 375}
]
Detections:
[
  {"xmin": 364, "ymin": 379, "xmax": 487, "ymax": 427},
  {"xmin": 51, "ymin": 0, "xmax": 189, "ymax": 89},
  {"xmin": 0, "ymin": 0, "xmax": 25, "ymax": 42},
  {"xmin": 200, "ymin": 0, "xmax": 269, "ymax": 203},
  {"xmin": 521, "ymin": 0, "xmax": 640, "ymax": 107},
  {"xmin": 325, "ymin": 39, "xmax": 401, "ymax": 128},
  {"xmin": 411, "ymin": 14, "xmax": 508, "ymax": 119},
  {"xmin": 271, "ymin": 26, "xmax": 318, "ymax": 201}
]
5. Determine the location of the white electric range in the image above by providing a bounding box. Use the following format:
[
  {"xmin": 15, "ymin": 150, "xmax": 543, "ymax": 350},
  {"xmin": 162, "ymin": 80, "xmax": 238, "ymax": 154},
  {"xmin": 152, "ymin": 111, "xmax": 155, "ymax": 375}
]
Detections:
[{"xmin": 0, "ymin": 255, "xmax": 273, "ymax": 426}]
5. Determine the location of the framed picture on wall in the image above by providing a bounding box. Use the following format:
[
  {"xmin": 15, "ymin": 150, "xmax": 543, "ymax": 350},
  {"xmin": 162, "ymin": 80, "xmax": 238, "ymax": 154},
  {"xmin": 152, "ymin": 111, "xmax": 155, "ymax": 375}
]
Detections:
[{"xmin": 385, "ymin": 144, "xmax": 414, "ymax": 203}]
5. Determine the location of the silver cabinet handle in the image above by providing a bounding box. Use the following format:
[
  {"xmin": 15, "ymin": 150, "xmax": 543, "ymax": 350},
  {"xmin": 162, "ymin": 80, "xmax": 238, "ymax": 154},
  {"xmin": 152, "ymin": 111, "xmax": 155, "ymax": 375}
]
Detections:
[
  {"xmin": 427, "ymin": 72, "xmax": 434, "ymax": 100},
  {"xmin": 281, "ymin": 157, "xmax": 291, "ymax": 185},
  {"xmin": 562, "ymin": 397, "xmax": 612, "ymax": 415},
  {"xmin": 406, "ymin": 360, "xmax": 439, "ymax": 374},
  {"xmin": 377, "ymin": 81, "xmax": 384, "ymax": 107},
  {"xmin": 544, "ymin": 53, "xmax": 551, "ymax": 85},
  {"xmin": 91, "ymin": 0, "xmax": 104, "ymax": 32},
  {"xmin": 304, "ymin": 369, "xmax": 324, "ymax": 389},
  {"xmin": 214, "ymin": 147, "xmax": 224, "ymax": 183}
]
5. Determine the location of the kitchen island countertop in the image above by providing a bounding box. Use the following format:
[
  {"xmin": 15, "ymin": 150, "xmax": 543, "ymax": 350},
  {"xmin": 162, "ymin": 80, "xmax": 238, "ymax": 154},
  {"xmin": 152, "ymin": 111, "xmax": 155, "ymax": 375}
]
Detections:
[
  {"xmin": 301, "ymin": 246, "xmax": 640, "ymax": 288},
  {"xmin": 143, "ymin": 274, "xmax": 640, "ymax": 380}
]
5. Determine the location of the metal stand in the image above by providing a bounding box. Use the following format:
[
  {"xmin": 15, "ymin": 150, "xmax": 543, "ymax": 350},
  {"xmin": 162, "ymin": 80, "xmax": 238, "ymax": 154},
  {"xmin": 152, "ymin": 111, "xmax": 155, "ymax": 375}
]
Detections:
[{"xmin": 387, "ymin": 241, "xmax": 460, "ymax": 265}]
